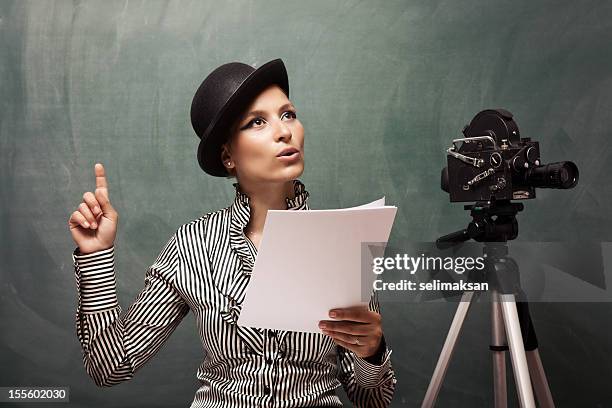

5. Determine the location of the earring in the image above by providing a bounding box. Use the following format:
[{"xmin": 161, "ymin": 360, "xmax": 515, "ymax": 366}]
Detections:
[{"xmin": 226, "ymin": 161, "xmax": 231, "ymax": 166}]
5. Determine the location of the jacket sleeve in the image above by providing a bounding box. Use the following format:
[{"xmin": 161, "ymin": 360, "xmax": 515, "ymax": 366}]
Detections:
[
  {"xmin": 72, "ymin": 232, "xmax": 190, "ymax": 387},
  {"xmin": 337, "ymin": 290, "xmax": 397, "ymax": 407}
]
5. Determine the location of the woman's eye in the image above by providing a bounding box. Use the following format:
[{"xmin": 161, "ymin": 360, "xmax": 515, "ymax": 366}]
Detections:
[
  {"xmin": 282, "ymin": 110, "xmax": 297, "ymax": 120},
  {"xmin": 242, "ymin": 117, "xmax": 265, "ymax": 129}
]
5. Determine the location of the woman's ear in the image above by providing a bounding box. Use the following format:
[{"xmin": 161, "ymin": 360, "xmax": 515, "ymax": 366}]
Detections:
[{"xmin": 220, "ymin": 143, "xmax": 235, "ymax": 175}]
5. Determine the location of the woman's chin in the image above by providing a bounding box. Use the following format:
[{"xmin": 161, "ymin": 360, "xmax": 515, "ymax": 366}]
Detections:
[
  {"xmin": 268, "ymin": 162, "xmax": 304, "ymax": 181},
  {"xmin": 285, "ymin": 161, "xmax": 305, "ymax": 178}
]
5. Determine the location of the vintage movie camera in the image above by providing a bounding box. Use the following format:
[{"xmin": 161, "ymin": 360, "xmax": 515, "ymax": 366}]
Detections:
[{"xmin": 441, "ymin": 109, "xmax": 578, "ymax": 202}]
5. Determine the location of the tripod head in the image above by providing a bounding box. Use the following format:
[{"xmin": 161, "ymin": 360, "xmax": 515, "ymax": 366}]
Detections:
[
  {"xmin": 434, "ymin": 198, "xmax": 525, "ymax": 297},
  {"xmin": 436, "ymin": 199, "xmax": 523, "ymax": 249}
]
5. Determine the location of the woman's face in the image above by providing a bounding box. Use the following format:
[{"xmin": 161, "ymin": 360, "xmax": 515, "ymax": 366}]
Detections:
[{"xmin": 221, "ymin": 84, "xmax": 305, "ymax": 183}]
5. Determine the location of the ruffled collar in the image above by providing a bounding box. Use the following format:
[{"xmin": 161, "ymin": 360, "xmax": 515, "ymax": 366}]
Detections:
[{"xmin": 231, "ymin": 178, "xmax": 310, "ymax": 216}]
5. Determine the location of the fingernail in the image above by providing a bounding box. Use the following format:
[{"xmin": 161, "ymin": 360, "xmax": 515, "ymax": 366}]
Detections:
[
  {"xmin": 91, "ymin": 222, "xmax": 97, "ymax": 228},
  {"xmin": 83, "ymin": 221, "xmax": 90, "ymax": 227},
  {"xmin": 319, "ymin": 322, "xmax": 327, "ymax": 329},
  {"xmin": 329, "ymin": 311, "xmax": 337, "ymax": 318},
  {"xmin": 94, "ymin": 206, "xmax": 100, "ymax": 213}
]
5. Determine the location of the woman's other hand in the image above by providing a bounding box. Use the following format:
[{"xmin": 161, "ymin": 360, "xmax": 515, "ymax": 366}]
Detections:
[
  {"xmin": 68, "ymin": 163, "xmax": 119, "ymax": 254},
  {"xmin": 318, "ymin": 305, "xmax": 383, "ymax": 359}
]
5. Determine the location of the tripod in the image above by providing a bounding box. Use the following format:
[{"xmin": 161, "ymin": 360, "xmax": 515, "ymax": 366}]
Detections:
[{"xmin": 421, "ymin": 200, "xmax": 555, "ymax": 408}]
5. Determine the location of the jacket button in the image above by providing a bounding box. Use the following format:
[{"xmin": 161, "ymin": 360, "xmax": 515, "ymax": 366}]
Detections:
[
  {"xmin": 266, "ymin": 358, "xmax": 272, "ymax": 365},
  {"xmin": 268, "ymin": 331, "xmax": 276, "ymax": 338},
  {"xmin": 263, "ymin": 385, "xmax": 271, "ymax": 395}
]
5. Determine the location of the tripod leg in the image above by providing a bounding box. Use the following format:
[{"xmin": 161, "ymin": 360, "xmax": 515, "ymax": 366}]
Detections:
[
  {"xmin": 500, "ymin": 294, "xmax": 536, "ymax": 408},
  {"xmin": 515, "ymin": 300, "xmax": 555, "ymax": 407},
  {"xmin": 527, "ymin": 350, "xmax": 555, "ymax": 407},
  {"xmin": 491, "ymin": 290, "xmax": 507, "ymax": 408},
  {"xmin": 421, "ymin": 291, "xmax": 475, "ymax": 408}
]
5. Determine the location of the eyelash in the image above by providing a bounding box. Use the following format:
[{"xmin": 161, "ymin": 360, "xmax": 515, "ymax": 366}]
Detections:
[{"xmin": 243, "ymin": 110, "xmax": 297, "ymax": 129}]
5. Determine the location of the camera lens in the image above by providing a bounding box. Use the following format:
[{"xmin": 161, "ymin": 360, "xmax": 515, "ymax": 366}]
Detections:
[{"xmin": 524, "ymin": 161, "xmax": 579, "ymax": 189}]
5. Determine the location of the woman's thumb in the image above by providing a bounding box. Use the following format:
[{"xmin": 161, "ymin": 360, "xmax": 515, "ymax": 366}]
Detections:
[{"xmin": 95, "ymin": 187, "xmax": 117, "ymax": 220}]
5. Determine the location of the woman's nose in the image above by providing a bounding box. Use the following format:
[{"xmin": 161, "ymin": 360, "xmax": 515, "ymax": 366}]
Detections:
[{"xmin": 274, "ymin": 120, "xmax": 292, "ymax": 142}]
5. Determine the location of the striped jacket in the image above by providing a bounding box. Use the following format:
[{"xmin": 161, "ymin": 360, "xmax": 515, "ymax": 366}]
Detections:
[{"xmin": 72, "ymin": 179, "xmax": 397, "ymax": 407}]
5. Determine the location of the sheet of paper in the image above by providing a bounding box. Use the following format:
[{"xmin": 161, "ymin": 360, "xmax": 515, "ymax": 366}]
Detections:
[
  {"xmin": 343, "ymin": 196, "xmax": 386, "ymax": 209},
  {"xmin": 237, "ymin": 197, "xmax": 397, "ymax": 333}
]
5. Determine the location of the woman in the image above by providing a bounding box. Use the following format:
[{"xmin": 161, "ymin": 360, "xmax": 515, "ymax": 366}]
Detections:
[{"xmin": 68, "ymin": 58, "xmax": 397, "ymax": 407}]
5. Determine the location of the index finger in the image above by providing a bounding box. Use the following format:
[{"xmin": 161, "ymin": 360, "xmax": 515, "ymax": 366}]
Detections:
[{"xmin": 95, "ymin": 163, "xmax": 108, "ymax": 189}]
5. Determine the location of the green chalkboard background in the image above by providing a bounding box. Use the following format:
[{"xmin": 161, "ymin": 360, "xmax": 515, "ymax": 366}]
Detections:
[{"xmin": 1, "ymin": 0, "xmax": 611, "ymax": 406}]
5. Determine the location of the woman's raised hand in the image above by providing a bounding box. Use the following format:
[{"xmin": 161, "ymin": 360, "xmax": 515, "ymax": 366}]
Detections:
[{"xmin": 68, "ymin": 163, "xmax": 119, "ymax": 254}]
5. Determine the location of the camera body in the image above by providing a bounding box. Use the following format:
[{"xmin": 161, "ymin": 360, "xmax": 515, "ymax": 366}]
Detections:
[{"xmin": 441, "ymin": 109, "xmax": 577, "ymax": 203}]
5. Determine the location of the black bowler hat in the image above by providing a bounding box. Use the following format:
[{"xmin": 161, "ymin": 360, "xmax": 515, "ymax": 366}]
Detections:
[{"xmin": 190, "ymin": 58, "xmax": 290, "ymax": 177}]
